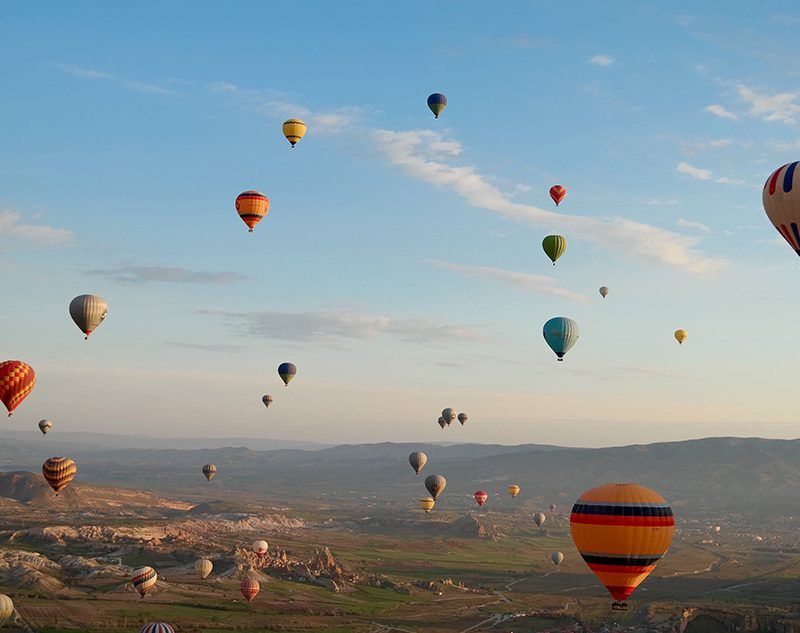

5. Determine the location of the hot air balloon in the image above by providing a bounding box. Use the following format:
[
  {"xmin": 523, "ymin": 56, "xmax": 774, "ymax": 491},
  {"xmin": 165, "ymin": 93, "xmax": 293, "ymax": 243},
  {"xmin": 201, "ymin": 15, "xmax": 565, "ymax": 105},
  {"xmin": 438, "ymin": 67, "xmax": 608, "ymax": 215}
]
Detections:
[
  {"xmin": 437, "ymin": 416, "xmax": 446, "ymax": 429},
  {"xmin": 202, "ymin": 464, "xmax": 217, "ymax": 481},
  {"xmin": 69, "ymin": 294, "xmax": 108, "ymax": 339},
  {"xmin": 42, "ymin": 457, "xmax": 76, "ymax": 493},
  {"xmin": 550, "ymin": 551, "xmax": 564, "ymax": 568},
  {"xmin": 474, "ymin": 491, "xmax": 488, "ymax": 507},
  {"xmin": 424, "ymin": 474, "xmax": 446, "ymax": 500},
  {"xmin": 131, "ymin": 566, "xmax": 158, "ymax": 598},
  {"xmin": 570, "ymin": 483, "xmax": 674, "ymax": 610},
  {"xmin": 763, "ymin": 161, "xmax": 800, "ymax": 256},
  {"xmin": 240, "ymin": 577, "xmax": 260, "ymax": 603},
  {"xmin": 549, "ymin": 503, "xmax": 557, "ymax": 512},
  {"xmin": 141, "ymin": 624, "xmax": 175, "ymax": 633},
  {"xmin": 549, "ymin": 185, "xmax": 566, "ymax": 206},
  {"xmin": 0, "ymin": 360, "xmax": 36, "ymax": 416},
  {"xmin": 674, "ymin": 329, "xmax": 687, "ymax": 345},
  {"xmin": 599, "ymin": 286, "xmax": 609, "ymax": 298},
  {"xmin": 262, "ymin": 394, "xmax": 273, "ymax": 408},
  {"xmin": 282, "ymin": 118, "xmax": 307, "ymax": 147},
  {"xmin": 508, "ymin": 484, "xmax": 520, "ymax": 499},
  {"xmin": 195, "ymin": 558, "xmax": 213, "ymax": 580},
  {"xmin": 409, "ymin": 451, "xmax": 427, "ymax": 475},
  {"xmin": 427, "ymin": 93, "xmax": 447, "ymax": 118},
  {"xmin": 534, "ymin": 512, "xmax": 546, "ymax": 529},
  {"xmin": 458, "ymin": 412, "xmax": 468, "ymax": 426},
  {"xmin": 419, "ymin": 496, "xmax": 435, "ymax": 513},
  {"xmin": 252, "ymin": 540, "xmax": 268, "ymax": 556},
  {"xmin": 278, "ymin": 362, "xmax": 296, "ymax": 386},
  {"xmin": 542, "ymin": 235, "xmax": 567, "ymax": 265},
  {"xmin": 235, "ymin": 190, "xmax": 270, "ymax": 233},
  {"xmin": 543, "ymin": 317, "xmax": 579, "ymax": 361},
  {"xmin": 0, "ymin": 595, "xmax": 13, "ymax": 627},
  {"xmin": 442, "ymin": 408, "xmax": 457, "ymax": 425},
  {"xmin": 39, "ymin": 419, "xmax": 53, "ymax": 435}
]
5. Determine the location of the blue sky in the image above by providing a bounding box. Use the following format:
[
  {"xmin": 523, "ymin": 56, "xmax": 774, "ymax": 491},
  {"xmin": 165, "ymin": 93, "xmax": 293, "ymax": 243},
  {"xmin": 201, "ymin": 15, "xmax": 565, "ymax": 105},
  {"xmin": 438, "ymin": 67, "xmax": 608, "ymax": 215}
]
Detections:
[{"xmin": 2, "ymin": 2, "xmax": 800, "ymax": 445}]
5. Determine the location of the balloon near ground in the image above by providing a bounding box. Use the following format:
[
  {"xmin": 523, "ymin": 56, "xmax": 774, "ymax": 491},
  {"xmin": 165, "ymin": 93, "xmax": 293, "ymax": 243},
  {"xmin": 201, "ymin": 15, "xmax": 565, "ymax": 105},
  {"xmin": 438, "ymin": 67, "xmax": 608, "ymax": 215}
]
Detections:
[
  {"xmin": 39, "ymin": 418, "xmax": 53, "ymax": 435},
  {"xmin": 551, "ymin": 551, "xmax": 564, "ymax": 567},
  {"xmin": 278, "ymin": 362, "xmax": 297, "ymax": 386},
  {"xmin": 202, "ymin": 464, "xmax": 217, "ymax": 481},
  {"xmin": 42, "ymin": 457, "xmax": 77, "ymax": 493},
  {"xmin": 131, "ymin": 566, "xmax": 158, "ymax": 598},
  {"xmin": 763, "ymin": 161, "xmax": 800, "ymax": 256},
  {"xmin": 0, "ymin": 360, "xmax": 36, "ymax": 416},
  {"xmin": 419, "ymin": 496, "xmax": 435, "ymax": 513},
  {"xmin": 674, "ymin": 329, "xmax": 687, "ymax": 345},
  {"xmin": 549, "ymin": 185, "xmax": 567, "ymax": 206},
  {"xmin": 282, "ymin": 118, "xmax": 307, "ymax": 147},
  {"xmin": 252, "ymin": 540, "xmax": 268, "ymax": 556},
  {"xmin": 240, "ymin": 577, "xmax": 260, "ymax": 602},
  {"xmin": 235, "ymin": 190, "xmax": 270, "ymax": 233},
  {"xmin": 141, "ymin": 624, "xmax": 175, "ymax": 633},
  {"xmin": 427, "ymin": 93, "xmax": 447, "ymax": 118},
  {"xmin": 408, "ymin": 451, "xmax": 427, "ymax": 475},
  {"xmin": 69, "ymin": 294, "xmax": 108, "ymax": 339},
  {"xmin": 570, "ymin": 483, "xmax": 674, "ymax": 610},
  {"xmin": 508, "ymin": 484, "xmax": 520, "ymax": 498},
  {"xmin": 424, "ymin": 474, "xmax": 446, "ymax": 500},
  {"xmin": 474, "ymin": 491, "xmax": 488, "ymax": 507},
  {"xmin": 542, "ymin": 235, "xmax": 567, "ymax": 265},
  {"xmin": 195, "ymin": 558, "xmax": 213, "ymax": 580},
  {"xmin": 534, "ymin": 512, "xmax": 546, "ymax": 529},
  {"xmin": 543, "ymin": 317, "xmax": 580, "ymax": 361},
  {"xmin": 0, "ymin": 594, "xmax": 13, "ymax": 627}
]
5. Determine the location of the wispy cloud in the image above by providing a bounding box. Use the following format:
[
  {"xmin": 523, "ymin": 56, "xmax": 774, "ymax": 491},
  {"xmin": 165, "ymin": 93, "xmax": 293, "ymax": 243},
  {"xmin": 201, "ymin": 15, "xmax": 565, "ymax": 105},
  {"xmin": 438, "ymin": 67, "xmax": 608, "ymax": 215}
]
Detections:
[
  {"xmin": 424, "ymin": 259, "xmax": 590, "ymax": 302},
  {"xmin": 203, "ymin": 308, "xmax": 481, "ymax": 345},
  {"xmin": 55, "ymin": 64, "xmax": 172, "ymax": 94},
  {"xmin": 676, "ymin": 161, "xmax": 712, "ymax": 181},
  {"xmin": 372, "ymin": 129, "xmax": 726, "ymax": 277},
  {"xmin": 84, "ymin": 265, "xmax": 246, "ymax": 284},
  {"xmin": 705, "ymin": 104, "xmax": 738, "ymax": 120},
  {"xmin": 589, "ymin": 54, "xmax": 615, "ymax": 66},
  {"xmin": 737, "ymin": 84, "xmax": 800, "ymax": 123},
  {"xmin": 643, "ymin": 198, "xmax": 679, "ymax": 206},
  {"xmin": 164, "ymin": 341, "xmax": 245, "ymax": 353},
  {"xmin": 0, "ymin": 210, "xmax": 73, "ymax": 245},
  {"xmin": 677, "ymin": 218, "xmax": 711, "ymax": 233}
]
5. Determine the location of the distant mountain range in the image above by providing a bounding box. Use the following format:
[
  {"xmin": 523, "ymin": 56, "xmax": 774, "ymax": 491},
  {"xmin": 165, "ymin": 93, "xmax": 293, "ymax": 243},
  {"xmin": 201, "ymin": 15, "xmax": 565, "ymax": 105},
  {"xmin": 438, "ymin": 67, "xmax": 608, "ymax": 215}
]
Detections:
[{"xmin": 1, "ymin": 432, "xmax": 798, "ymax": 518}]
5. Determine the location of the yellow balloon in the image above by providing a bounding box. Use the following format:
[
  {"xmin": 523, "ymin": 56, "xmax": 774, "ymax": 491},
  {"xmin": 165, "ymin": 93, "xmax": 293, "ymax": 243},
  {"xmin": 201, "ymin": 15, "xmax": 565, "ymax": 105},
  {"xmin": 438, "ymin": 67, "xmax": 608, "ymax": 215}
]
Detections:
[
  {"xmin": 674, "ymin": 329, "xmax": 687, "ymax": 345},
  {"xmin": 508, "ymin": 484, "xmax": 521, "ymax": 498},
  {"xmin": 419, "ymin": 496, "xmax": 435, "ymax": 513},
  {"xmin": 282, "ymin": 119, "xmax": 307, "ymax": 147}
]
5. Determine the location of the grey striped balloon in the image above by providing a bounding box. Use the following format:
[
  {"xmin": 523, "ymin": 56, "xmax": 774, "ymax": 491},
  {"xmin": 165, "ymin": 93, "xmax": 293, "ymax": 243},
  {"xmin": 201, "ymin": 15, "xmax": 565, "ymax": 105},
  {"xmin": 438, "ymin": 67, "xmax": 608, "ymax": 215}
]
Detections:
[{"xmin": 69, "ymin": 294, "xmax": 108, "ymax": 340}]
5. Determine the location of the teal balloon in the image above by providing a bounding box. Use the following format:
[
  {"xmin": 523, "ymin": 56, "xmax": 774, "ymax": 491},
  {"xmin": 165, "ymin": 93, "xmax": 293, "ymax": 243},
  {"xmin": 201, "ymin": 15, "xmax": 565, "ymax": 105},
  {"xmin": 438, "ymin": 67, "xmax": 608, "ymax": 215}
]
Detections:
[{"xmin": 543, "ymin": 317, "xmax": 579, "ymax": 361}]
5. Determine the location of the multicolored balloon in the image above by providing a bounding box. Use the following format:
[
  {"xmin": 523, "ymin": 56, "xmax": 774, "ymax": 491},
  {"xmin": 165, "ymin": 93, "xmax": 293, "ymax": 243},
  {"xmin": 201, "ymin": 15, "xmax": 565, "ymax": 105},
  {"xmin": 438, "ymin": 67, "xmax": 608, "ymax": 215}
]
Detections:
[
  {"xmin": 69, "ymin": 294, "xmax": 108, "ymax": 339},
  {"xmin": 543, "ymin": 317, "xmax": 579, "ymax": 361},
  {"xmin": 282, "ymin": 118, "xmax": 307, "ymax": 147},
  {"xmin": 131, "ymin": 566, "xmax": 158, "ymax": 598},
  {"xmin": 262, "ymin": 394, "xmax": 273, "ymax": 408},
  {"xmin": 235, "ymin": 190, "xmax": 270, "ymax": 233},
  {"xmin": 202, "ymin": 464, "xmax": 217, "ymax": 481},
  {"xmin": 42, "ymin": 457, "xmax": 77, "ymax": 493},
  {"xmin": 419, "ymin": 496, "xmax": 435, "ymax": 513},
  {"xmin": 763, "ymin": 161, "xmax": 800, "ymax": 256},
  {"xmin": 427, "ymin": 93, "xmax": 447, "ymax": 118},
  {"xmin": 549, "ymin": 185, "xmax": 567, "ymax": 206},
  {"xmin": 39, "ymin": 419, "xmax": 53, "ymax": 435},
  {"xmin": 409, "ymin": 451, "xmax": 427, "ymax": 475},
  {"xmin": 674, "ymin": 329, "xmax": 687, "ymax": 345},
  {"xmin": 141, "ymin": 624, "xmax": 174, "ymax": 633},
  {"xmin": 458, "ymin": 412, "xmax": 468, "ymax": 426},
  {"xmin": 0, "ymin": 360, "xmax": 36, "ymax": 416},
  {"xmin": 424, "ymin": 474, "xmax": 446, "ymax": 500},
  {"xmin": 542, "ymin": 235, "xmax": 567, "ymax": 265},
  {"xmin": 508, "ymin": 484, "xmax": 520, "ymax": 499},
  {"xmin": 195, "ymin": 558, "xmax": 213, "ymax": 580},
  {"xmin": 599, "ymin": 286, "xmax": 609, "ymax": 298},
  {"xmin": 570, "ymin": 483, "xmax": 674, "ymax": 610},
  {"xmin": 278, "ymin": 362, "xmax": 296, "ymax": 386},
  {"xmin": 240, "ymin": 577, "xmax": 260, "ymax": 603},
  {"xmin": 474, "ymin": 491, "xmax": 488, "ymax": 507}
]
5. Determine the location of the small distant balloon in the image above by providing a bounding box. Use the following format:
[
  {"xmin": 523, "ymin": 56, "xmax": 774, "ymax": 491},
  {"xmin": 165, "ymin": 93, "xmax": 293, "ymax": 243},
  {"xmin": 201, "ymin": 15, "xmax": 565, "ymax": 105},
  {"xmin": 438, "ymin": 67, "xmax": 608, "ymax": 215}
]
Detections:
[
  {"xmin": 409, "ymin": 451, "xmax": 427, "ymax": 475},
  {"xmin": 195, "ymin": 559, "xmax": 213, "ymax": 580},
  {"xmin": 262, "ymin": 394, "xmax": 274, "ymax": 408},
  {"xmin": 235, "ymin": 190, "xmax": 270, "ymax": 233},
  {"xmin": 202, "ymin": 464, "xmax": 217, "ymax": 481},
  {"xmin": 427, "ymin": 93, "xmax": 447, "ymax": 119},
  {"xmin": 437, "ymin": 416, "xmax": 446, "ymax": 429},
  {"xmin": 240, "ymin": 577, "xmax": 260, "ymax": 603},
  {"xmin": 549, "ymin": 503, "xmax": 557, "ymax": 512},
  {"xmin": 508, "ymin": 484, "xmax": 520, "ymax": 499},
  {"xmin": 278, "ymin": 362, "xmax": 297, "ymax": 386},
  {"xmin": 39, "ymin": 419, "xmax": 53, "ymax": 435},
  {"xmin": 419, "ymin": 496, "xmax": 435, "ymax": 513},
  {"xmin": 674, "ymin": 329, "xmax": 687, "ymax": 345},
  {"xmin": 543, "ymin": 317, "xmax": 580, "ymax": 361},
  {"xmin": 141, "ymin": 623, "xmax": 175, "ymax": 633},
  {"xmin": 282, "ymin": 118, "xmax": 307, "ymax": 147},
  {"xmin": 599, "ymin": 286, "xmax": 609, "ymax": 298},
  {"xmin": 441, "ymin": 408, "xmax": 457, "ymax": 425},
  {"xmin": 425, "ymin": 474, "xmax": 447, "ymax": 500},
  {"xmin": 252, "ymin": 540, "xmax": 269, "ymax": 556},
  {"xmin": 542, "ymin": 235, "xmax": 567, "ymax": 265},
  {"xmin": 534, "ymin": 512, "xmax": 546, "ymax": 529},
  {"xmin": 474, "ymin": 491, "xmax": 488, "ymax": 507},
  {"xmin": 550, "ymin": 551, "xmax": 564, "ymax": 568},
  {"xmin": 458, "ymin": 412, "xmax": 468, "ymax": 425},
  {"xmin": 549, "ymin": 185, "xmax": 567, "ymax": 206},
  {"xmin": 69, "ymin": 294, "xmax": 109, "ymax": 340},
  {"xmin": 0, "ymin": 594, "xmax": 13, "ymax": 627}
]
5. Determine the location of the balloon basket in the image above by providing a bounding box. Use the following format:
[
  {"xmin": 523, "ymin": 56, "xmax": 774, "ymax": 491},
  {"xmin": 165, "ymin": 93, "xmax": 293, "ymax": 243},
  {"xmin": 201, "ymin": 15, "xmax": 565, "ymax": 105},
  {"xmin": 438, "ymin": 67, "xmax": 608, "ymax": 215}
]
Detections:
[{"xmin": 611, "ymin": 601, "xmax": 628, "ymax": 611}]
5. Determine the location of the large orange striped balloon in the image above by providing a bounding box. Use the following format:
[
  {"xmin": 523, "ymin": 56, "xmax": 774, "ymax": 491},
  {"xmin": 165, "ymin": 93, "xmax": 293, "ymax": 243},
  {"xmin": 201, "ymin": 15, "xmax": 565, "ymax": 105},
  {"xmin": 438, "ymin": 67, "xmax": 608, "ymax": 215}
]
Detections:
[
  {"xmin": 42, "ymin": 457, "xmax": 77, "ymax": 493},
  {"xmin": 235, "ymin": 190, "xmax": 270, "ymax": 232},
  {"xmin": 0, "ymin": 360, "xmax": 36, "ymax": 416},
  {"xmin": 570, "ymin": 483, "xmax": 674, "ymax": 609}
]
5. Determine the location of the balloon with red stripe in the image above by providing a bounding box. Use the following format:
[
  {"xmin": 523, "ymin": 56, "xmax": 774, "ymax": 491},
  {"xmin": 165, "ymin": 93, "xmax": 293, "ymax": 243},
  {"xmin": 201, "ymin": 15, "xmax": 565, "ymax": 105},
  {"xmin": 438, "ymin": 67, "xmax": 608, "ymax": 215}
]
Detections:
[
  {"xmin": 0, "ymin": 360, "xmax": 36, "ymax": 416},
  {"xmin": 473, "ymin": 491, "xmax": 488, "ymax": 507},
  {"xmin": 763, "ymin": 161, "xmax": 800, "ymax": 255},
  {"xmin": 235, "ymin": 190, "xmax": 270, "ymax": 233},
  {"xmin": 570, "ymin": 483, "xmax": 674, "ymax": 610},
  {"xmin": 240, "ymin": 577, "xmax": 260, "ymax": 603},
  {"xmin": 140, "ymin": 624, "xmax": 174, "ymax": 633}
]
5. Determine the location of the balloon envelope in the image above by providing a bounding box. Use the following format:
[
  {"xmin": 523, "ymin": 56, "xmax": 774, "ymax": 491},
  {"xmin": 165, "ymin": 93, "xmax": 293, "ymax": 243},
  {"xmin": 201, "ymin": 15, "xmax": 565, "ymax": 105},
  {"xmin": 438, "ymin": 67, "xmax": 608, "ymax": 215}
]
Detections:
[
  {"xmin": 202, "ymin": 464, "xmax": 217, "ymax": 481},
  {"xmin": 427, "ymin": 93, "xmax": 447, "ymax": 118},
  {"xmin": 262, "ymin": 394, "xmax": 273, "ymax": 408},
  {"xmin": 0, "ymin": 360, "xmax": 36, "ymax": 416},
  {"xmin": 534, "ymin": 512, "xmax": 546, "ymax": 528},
  {"xmin": 240, "ymin": 577, "xmax": 260, "ymax": 602},
  {"xmin": 508, "ymin": 484, "xmax": 520, "ymax": 498},
  {"xmin": 132, "ymin": 566, "xmax": 158, "ymax": 597},
  {"xmin": 42, "ymin": 457, "xmax": 77, "ymax": 492},
  {"xmin": 278, "ymin": 362, "xmax": 297, "ymax": 386},
  {"xmin": 252, "ymin": 540, "xmax": 268, "ymax": 556},
  {"xmin": 69, "ymin": 294, "xmax": 108, "ymax": 339},
  {"xmin": 282, "ymin": 118, "xmax": 307, "ymax": 147},
  {"xmin": 549, "ymin": 185, "xmax": 567, "ymax": 206},
  {"xmin": 551, "ymin": 551, "xmax": 564, "ymax": 567},
  {"xmin": 437, "ymin": 416, "xmax": 446, "ymax": 429},
  {"xmin": 542, "ymin": 235, "xmax": 567, "ymax": 264},
  {"xmin": 0, "ymin": 594, "xmax": 13, "ymax": 627},
  {"xmin": 39, "ymin": 419, "xmax": 53, "ymax": 435},
  {"xmin": 235, "ymin": 190, "xmax": 270, "ymax": 232},
  {"xmin": 424, "ymin": 474, "xmax": 446, "ymax": 500},
  {"xmin": 543, "ymin": 317, "xmax": 580, "ymax": 361},
  {"xmin": 474, "ymin": 491, "xmax": 488, "ymax": 507},
  {"xmin": 674, "ymin": 329, "xmax": 687, "ymax": 345},
  {"xmin": 570, "ymin": 483, "xmax": 674, "ymax": 608},
  {"xmin": 458, "ymin": 412, "xmax": 468, "ymax": 425},
  {"xmin": 441, "ymin": 408, "xmax": 456, "ymax": 424},
  {"xmin": 419, "ymin": 496, "xmax": 435, "ymax": 513},
  {"xmin": 409, "ymin": 451, "xmax": 427, "ymax": 475},
  {"xmin": 141, "ymin": 624, "xmax": 175, "ymax": 633},
  {"xmin": 599, "ymin": 286, "xmax": 609, "ymax": 298},
  {"xmin": 763, "ymin": 161, "xmax": 800, "ymax": 256},
  {"xmin": 195, "ymin": 559, "xmax": 213, "ymax": 580}
]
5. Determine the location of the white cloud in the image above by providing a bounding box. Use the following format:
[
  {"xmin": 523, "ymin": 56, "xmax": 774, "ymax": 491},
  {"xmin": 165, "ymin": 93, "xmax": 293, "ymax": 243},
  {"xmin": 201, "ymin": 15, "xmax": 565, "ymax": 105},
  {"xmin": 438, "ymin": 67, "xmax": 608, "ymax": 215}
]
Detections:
[
  {"xmin": 677, "ymin": 218, "xmax": 710, "ymax": 233},
  {"xmin": 676, "ymin": 161, "xmax": 712, "ymax": 181},
  {"xmin": 589, "ymin": 54, "xmax": 615, "ymax": 66},
  {"xmin": 715, "ymin": 176, "xmax": 747, "ymax": 186},
  {"xmin": 705, "ymin": 104, "xmax": 738, "ymax": 120},
  {"xmin": 707, "ymin": 138, "xmax": 734, "ymax": 148},
  {"xmin": 84, "ymin": 265, "xmax": 246, "ymax": 284},
  {"xmin": 0, "ymin": 211, "xmax": 73, "ymax": 245},
  {"xmin": 643, "ymin": 198, "xmax": 679, "ymax": 206},
  {"xmin": 424, "ymin": 259, "xmax": 590, "ymax": 302},
  {"xmin": 55, "ymin": 64, "xmax": 172, "ymax": 95},
  {"xmin": 737, "ymin": 84, "xmax": 800, "ymax": 123},
  {"xmin": 373, "ymin": 129, "xmax": 726, "ymax": 277}
]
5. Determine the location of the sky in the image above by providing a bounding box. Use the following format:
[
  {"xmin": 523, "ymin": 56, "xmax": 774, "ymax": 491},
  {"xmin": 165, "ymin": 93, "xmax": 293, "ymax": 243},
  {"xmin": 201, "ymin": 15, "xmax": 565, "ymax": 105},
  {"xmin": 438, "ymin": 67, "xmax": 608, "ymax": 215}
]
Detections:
[{"xmin": 2, "ymin": 2, "xmax": 800, "ymax": 447}]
